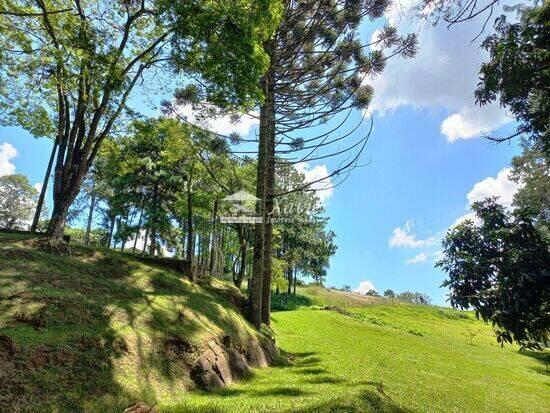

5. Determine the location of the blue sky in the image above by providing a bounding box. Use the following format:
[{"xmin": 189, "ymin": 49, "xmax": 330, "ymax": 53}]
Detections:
[{"xmin": 0, "ymin": 2, "xmax": 522, "ymax": 304}]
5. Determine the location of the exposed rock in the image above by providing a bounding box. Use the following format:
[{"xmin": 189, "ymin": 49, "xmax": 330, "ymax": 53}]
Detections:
[
  {"xmin": 190, "ymin": 335, "xmax": 277, "ymax": 391},
  {"xmin": 0, "ymin": 334, "xmax": 15, "ymax": 357},
  {"xmin": 191, "ymin": 354, "xmax": 225, "ymax": 390},
  {"xmin": 226, "ymin": 347, "xmax": 250, "ymax": 378},
  {"xmin": 123, "ymin": 402, "xmax": 158, "ymax": 413},
  {"xmin": 245, "ymin": 338, "xmax": 271, "ymax": 367}
]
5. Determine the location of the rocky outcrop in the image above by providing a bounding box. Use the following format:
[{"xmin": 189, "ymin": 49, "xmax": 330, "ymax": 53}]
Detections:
[{"xmin": 191, "ymin": 336, "xmax": 277, "ymax": 391}]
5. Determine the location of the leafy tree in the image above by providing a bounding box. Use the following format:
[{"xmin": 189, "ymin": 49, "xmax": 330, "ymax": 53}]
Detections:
[
  {"xmin": 383, "ymin": 289, "xmax": 396, "ymax": 298},
  {"xmin": 438, "ymin": 198, "xmax": 550, "ymax": 349},
  {"xmin": 365, "ymin": 290, "xmax": 380, "ymax": 297},
  {"xmin": 510, "ymin": 147, "xmax": 550, "ymax": 232},
  {"xmin": 245, "ymin": 0, "xmax": 416, "ymax": 328},
  {"xmin": 397, "ymin": 291, "xmax": 431, "ymax": 305},
  {"xmin": 97, "ymin": 118, "xmax": 190, "ymax": 255},
  {"xmin": 0, "ymin": 0, "xmax": 282, "ymax": 238},
  {"xmin": 0, "ymin": 174, "xmax": 38, "ymax": 230},
  {"xmin": 475, "ymin": 3, "xmax": 549, "ymax": 153},
  {"xmin": 342, "ymin": 285, "xmax": 352, "ymax": 293}
]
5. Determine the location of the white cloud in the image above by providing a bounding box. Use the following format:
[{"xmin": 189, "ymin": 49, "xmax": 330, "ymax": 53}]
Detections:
[
  {"xmin": 451, "ymin": 211, "xmax": 479, "ymax": 228},
  {"xmin": 389, "ymin": 219, "xmax": 435, "ymax": 248},
  {"xmin": 294, "ymin": 162, "xmax": 334, "ymax": 204},
  {"xmin": 33, "ymin": 183, "xmax": 43, "ymax": 193},
  {"xmin": 450, "ymin": 167, "xmax": 521, "ymax": 229},
  {"xmin": 173, "ymin": 104, "xmax": 258, "ymax": 136},
  {"xmin": 441, "ymin": 105, "xmax": 511, "ymax": 142},
  {"xmin": 368, "ymin": 1, "xmax": 511, "ymax": 141},
  {"xmin": 0, "ymin": 142, "xmax": 18, "ymax": 176},
  {"xmin": 355, "ymin": 280, "xmax": 376, "ymax": 295},
  {"xmin": 466, "ymin": 167, "xmax": 520, "ymax": 207},
  {"xmin": 406, "ymin": 252, "xmax": 427, "ymax": 264}
]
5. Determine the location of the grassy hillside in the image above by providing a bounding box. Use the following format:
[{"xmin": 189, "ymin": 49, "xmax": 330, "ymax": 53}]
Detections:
[
  {"xmin": 165, "ymin": 305, "xmax": 548, "ymax": 412},
  {"xmin": 1, "ymin": 234, "xmax": 548, "ymax": 412},
  {"xmin": 0, "ymin": 233, "xmax": 263, "ymax": 412}
]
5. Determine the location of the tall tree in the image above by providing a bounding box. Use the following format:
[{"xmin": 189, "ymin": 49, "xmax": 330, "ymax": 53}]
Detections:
[
  {"xmin": 0, "ymin": 0, "xmax": 282, "ymax": 239},
  {"xmin": 248, "ymin": 0, "xmax": 416, "ymax": 327},
  {"xmin": 0, "ymin": 174, "xmax": 39, "ymax": 230},
  {"xmin": 475, "ymin": 2, "xmax": 549, "ymax": 153},
  {"xmin": 438, "ymin": 198, "xmax": 550, "ymax": 350}
]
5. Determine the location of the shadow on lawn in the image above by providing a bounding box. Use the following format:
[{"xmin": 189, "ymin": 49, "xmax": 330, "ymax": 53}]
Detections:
[
  {"xmin": 204, "ymin": 348, "xmax": 409, "ymax": 412},
  {"xmin": 519, "ymin": 350, "xmax": 550, "ymax": 376},
  {"xmin": 0, "ymin": 236, "xmax": 256, "ymax": 412}
]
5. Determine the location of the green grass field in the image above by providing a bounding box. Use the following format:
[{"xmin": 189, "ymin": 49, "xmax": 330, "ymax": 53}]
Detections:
[
  {"xmin": 1, "ymin": 234, "xmax": 548, "ymax": 412},
  {"xmin": 163, "ymin": 306, "xmax": 549, "ymax": 412}
]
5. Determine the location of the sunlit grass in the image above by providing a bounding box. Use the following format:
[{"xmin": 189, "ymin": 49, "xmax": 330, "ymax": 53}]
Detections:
[{"xmin": 1, "ymin": 233, "xmax": 548, "ymax": 412}]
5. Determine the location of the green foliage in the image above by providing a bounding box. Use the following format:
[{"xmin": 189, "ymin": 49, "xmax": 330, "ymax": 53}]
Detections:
[
  {"xmin": 475, "ymin": 3, "xmax": 550, "ymax": 153},
  {"xmin": 383, "ymin": 289, "xmax": 396, "ymax": 298},
  {"xmin": 510, "ymin": 146, "xmax": 550, "ymax": 231},
  {"xmin": 0, "ymin": 174, "xmax": 37, "ymax": 230},
  {"xmin": 64, "ymin": 227, "xmax": 108, "ymax": 246},
  {"xmin": 270, "ymin": 257, "xmax": 288, "ymax": 291},
  {"xmin": 438, "ymin": 198, "xmax": 550, "ymax": 349},
  {"xmin": 270, "ymin": 292, "xmax": 314, "ymax": 311},
  {"xmin": 396, "ymin": 291, "xmax": 431, "ymax": 305},
  {"xmin": 167, "ymin": 0, "xmax": 283, "ymax": 107}
]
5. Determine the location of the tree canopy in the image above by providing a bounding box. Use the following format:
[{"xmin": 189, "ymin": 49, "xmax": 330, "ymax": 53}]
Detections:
[{"xmin": 438, "ymin": 198, "xmax": 550, "ymax": 350}]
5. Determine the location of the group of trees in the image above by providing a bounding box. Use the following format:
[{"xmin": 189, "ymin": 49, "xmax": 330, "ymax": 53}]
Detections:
[
  {"xmin": 0, "ymin": 0, "xmax": 547, "ymax": 344},
  {"xmin": 437, "ymin": 1, "xmax": 549, "ymax": 350},
  {"xmin": 0, "ymin": 0, "xmax": 416, "ymax": 328}
]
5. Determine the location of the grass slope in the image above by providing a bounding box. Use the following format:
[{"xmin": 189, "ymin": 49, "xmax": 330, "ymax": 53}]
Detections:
[
  {"xmin": 0, "ymin": 234, "xmax": 262, "ymax": 412},
  {"xmin": 1, "ymin": 234, "xmax": 548, "ymax": 412},
  {"xmin": 164, "ymin": 306, "xmax": 549, "ymax": 412}
]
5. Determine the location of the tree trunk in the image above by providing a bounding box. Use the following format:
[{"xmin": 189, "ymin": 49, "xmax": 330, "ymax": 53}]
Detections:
[
  {"xmin": 186, "ymin": 164, "xmax": 195, "ymax": 280},
  {"xmin": 287, "ymin": 267, "xmax": 293, "ymax": 295},
  {"xmin": 261, "ymin": 60, "xmax": 276, "ymax": 326},
  {"xmin": 142, "ymin": 227, "xmax": 149, "ymax": 255},
  {"xmin": 133, "ymin": 209, "xmax": 144, "ymax": 253},
  {"xmin": 31, "ymin": 139, "xmax": 58, "ymax": 232},
  {"xmin": 107, "ymin": 215, "xmax": 116, "ymax": 248},
  {"xmin": 209, "ymin": 200, "xmax": 218, "ymax": 273},
  {"xmin": 149, "ymin": 182, "xmax": 159, "ymax": 256},
  {"xmin": 293, "ymin": 267, "xmax": 297, "ymax": 295},
  {"xmin": 84, "ymin": 187, "xmax": 96, "ymax": 245},
  {"xmin": 249, "ymin": 72, "xmax": 270, "ymax": 329}
]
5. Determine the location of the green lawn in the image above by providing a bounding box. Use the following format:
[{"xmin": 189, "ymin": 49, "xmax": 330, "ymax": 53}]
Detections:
[
  {"xmin": 163, "ymin": 306, "xmax": 549, "ymax": 412},
  {"xmin": 1, "ymin": 234, "xmax": 548, "ymax": 412}
]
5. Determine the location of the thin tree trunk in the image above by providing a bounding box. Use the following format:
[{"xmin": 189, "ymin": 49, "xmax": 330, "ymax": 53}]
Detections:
[
  {"xmin": 31, "ymin": 139, "xmax": 58, "ymax": 232},
  {"xmin": 133, "ymin": 209, "xmax": 144, "ymax": 253},
  {"xmin": 249, "ymin": 71, "xmax": 270, "ymax": 329},
  {"xmin": 107, "ymin": 215, "xmax": 116, "ymax": 248},
  {"xmin": 209, "ymin": 199, "xmax": 218, "ymax": 273},
  {"xmin": 142, "ymin": 227, "xmax": 149, "ymax": 255},
  {"xmin": 186, "ymin": 164, "xmax": 195, "ymax": 280},
  {"xmin": 149, "ymin": 182, "xmax": 159, "ymax": 256},
  {"xmin": 293, "ymin": 267, "xmax": 297, "ymax": 295},
  {"xmin": 261, "ymin": 60, "xmax": 276, "ymax": 326},
  {"xmin": 84, "ymin": 183, "xmax": 96, "ymax": 245},
  {"xmin": 287, "ymin": 267, "xmax": 293, "ymax": 295}
]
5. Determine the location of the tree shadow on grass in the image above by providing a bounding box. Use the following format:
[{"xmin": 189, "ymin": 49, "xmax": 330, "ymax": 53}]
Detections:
[
  {"xmin": 519, "ymin": 350, "xmax": 550, "ymax": 376},
  {"xmin": 0, "ymin": 236, "xmax": 261, "ymax": 412}
]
